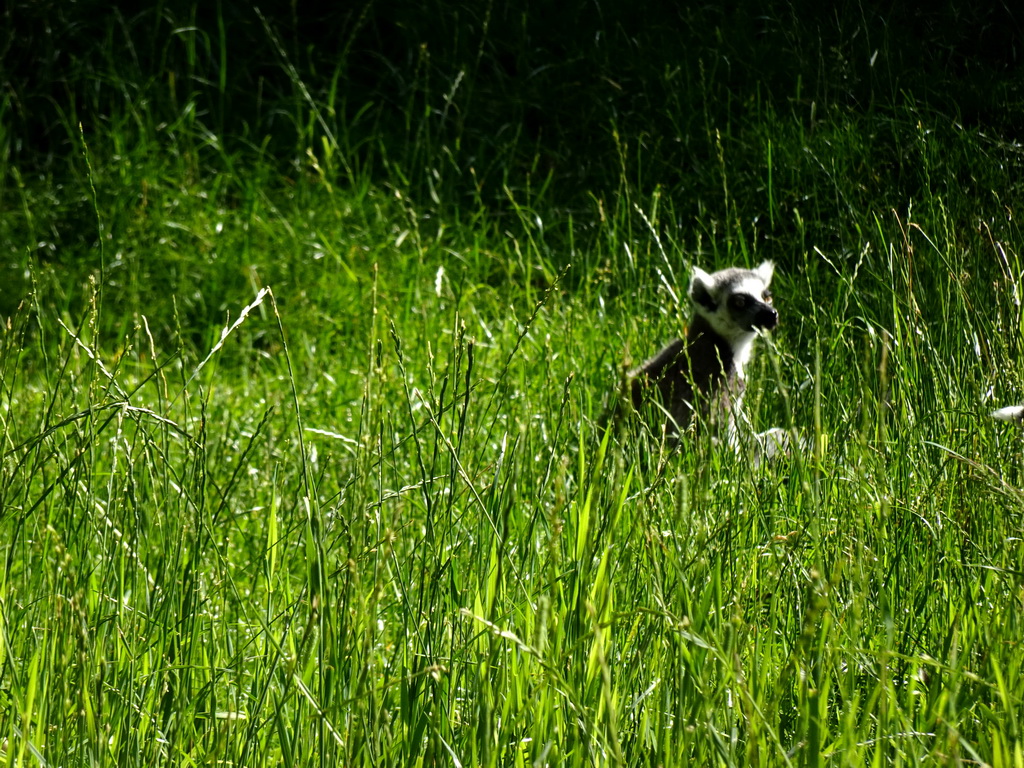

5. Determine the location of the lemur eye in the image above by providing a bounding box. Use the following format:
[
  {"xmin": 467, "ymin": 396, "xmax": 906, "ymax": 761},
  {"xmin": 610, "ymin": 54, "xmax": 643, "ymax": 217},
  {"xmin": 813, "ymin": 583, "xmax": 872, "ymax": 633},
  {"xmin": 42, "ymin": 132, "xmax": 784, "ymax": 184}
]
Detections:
[
  {"xmin": 730, "ymin": 295, "xmax": 749, "ymax": 309},
  {"xmin": 762, "ymin": 289, "xmax": 773, "ymax": 303}
]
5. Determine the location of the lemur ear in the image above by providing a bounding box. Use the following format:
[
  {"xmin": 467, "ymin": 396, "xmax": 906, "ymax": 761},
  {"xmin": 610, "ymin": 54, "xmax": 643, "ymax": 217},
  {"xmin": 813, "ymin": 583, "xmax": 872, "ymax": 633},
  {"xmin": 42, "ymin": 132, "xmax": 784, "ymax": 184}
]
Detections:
[
  {"xmin": 754, "ymin": 261, "xmax": 775, "ymax": 286},
  {"xmin": 688, "ymin": 266, "xmax": 717, "ymax": 310}
]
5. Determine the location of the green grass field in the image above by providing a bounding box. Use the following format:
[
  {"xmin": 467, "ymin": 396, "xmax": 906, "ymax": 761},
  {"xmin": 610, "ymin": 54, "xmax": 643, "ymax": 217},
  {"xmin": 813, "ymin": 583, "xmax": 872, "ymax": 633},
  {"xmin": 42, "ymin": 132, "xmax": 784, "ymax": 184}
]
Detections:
[{"xmin": 2, "ymin": 2, "xmax": 1024, "ymax": 765}]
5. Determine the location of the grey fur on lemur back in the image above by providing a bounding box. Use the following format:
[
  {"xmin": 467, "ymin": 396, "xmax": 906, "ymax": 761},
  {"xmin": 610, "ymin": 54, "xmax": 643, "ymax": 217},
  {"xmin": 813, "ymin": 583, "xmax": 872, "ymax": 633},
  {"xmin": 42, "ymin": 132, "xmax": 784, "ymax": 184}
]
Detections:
[
  {"xmin": 629, "ymin": 314, "xmax": 744, "ymax": 434},
  {"xmin": 626, "ymin": 261, "xmax": 777, "ymax": 439}
]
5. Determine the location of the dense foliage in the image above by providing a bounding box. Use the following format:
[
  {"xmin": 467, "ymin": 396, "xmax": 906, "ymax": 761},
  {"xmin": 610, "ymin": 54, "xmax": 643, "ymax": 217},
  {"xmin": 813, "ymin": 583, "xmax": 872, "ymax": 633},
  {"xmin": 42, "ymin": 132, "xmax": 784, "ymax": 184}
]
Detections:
[{"xmin": 2, "ymin": 1, "xmax": 1024, "ymax": 765}]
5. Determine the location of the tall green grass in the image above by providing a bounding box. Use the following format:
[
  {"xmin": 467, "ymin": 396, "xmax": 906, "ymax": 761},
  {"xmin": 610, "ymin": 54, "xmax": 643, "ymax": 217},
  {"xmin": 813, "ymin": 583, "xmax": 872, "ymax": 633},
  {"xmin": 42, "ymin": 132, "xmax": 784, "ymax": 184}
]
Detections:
[{"xmin": 3, "ymin": 2, "xmax": 1024, "ymax": 766}]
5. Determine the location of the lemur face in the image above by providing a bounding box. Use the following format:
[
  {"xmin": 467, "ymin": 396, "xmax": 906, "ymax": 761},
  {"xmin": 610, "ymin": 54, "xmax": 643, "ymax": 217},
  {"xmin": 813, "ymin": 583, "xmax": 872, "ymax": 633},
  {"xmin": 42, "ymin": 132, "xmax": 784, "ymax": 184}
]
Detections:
[{"xmin": 688, "ymin": 261, "xmax": 778, "ymax": 342}]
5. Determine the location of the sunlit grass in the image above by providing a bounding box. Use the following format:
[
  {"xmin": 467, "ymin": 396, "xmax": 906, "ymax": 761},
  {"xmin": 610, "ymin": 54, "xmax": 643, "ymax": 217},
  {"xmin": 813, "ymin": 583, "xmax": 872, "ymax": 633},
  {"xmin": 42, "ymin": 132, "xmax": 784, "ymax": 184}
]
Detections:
[{"xmin": 3, "ymin": 4, "xmax": 1024, "ymax": 766}]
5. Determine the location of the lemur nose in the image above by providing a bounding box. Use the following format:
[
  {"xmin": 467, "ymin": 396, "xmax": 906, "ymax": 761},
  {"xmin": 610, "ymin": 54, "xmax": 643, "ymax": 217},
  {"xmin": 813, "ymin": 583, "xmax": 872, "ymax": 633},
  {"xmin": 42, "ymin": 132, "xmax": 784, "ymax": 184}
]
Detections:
[{"xmin": 758, "ymin": 306, "xmax": 779, "ymax": 330}]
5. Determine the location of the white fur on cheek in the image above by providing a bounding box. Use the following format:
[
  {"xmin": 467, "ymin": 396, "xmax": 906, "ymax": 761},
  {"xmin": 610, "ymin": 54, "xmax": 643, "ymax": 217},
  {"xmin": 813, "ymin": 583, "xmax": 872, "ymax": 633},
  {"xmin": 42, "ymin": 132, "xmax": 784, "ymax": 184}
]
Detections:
[{"xmin": 696, "ymin": 304, "xmax": 758, "ymax": 365}]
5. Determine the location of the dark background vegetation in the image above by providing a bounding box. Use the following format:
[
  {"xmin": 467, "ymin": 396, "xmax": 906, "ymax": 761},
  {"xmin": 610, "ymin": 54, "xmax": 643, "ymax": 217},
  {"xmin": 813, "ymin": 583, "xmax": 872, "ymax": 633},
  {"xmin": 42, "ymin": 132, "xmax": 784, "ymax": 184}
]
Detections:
[
  {"xmin": 7, "ymin": 1, "xmax": 1023, "ymax": 179},
  {"xmin": 8, "ymin": 0, "xmax": 1024, "ymax": 159},
  {"xmin": 3, "ymin": 0, "xmax": 1023, "ymax": 325}
]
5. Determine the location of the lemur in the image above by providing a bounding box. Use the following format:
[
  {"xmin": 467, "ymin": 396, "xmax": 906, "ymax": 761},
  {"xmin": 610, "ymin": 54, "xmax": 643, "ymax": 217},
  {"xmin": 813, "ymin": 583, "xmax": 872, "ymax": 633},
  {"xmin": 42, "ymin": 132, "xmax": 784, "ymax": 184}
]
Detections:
[{"xmin": 624, "ymin": 261, "xmax": 778, "ymax": 444}]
